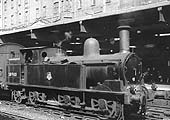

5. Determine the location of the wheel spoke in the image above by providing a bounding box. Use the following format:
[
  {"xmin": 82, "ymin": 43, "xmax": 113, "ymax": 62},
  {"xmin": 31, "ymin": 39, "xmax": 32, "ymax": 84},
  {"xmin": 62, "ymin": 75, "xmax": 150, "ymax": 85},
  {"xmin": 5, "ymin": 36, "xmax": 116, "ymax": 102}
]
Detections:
[
  {"xmin": 37, "ymin": 93, "xmax": 46, "ymax": 102},
  {"xmin": 29, "ymin": 92, "xmax": 36, "ymax": 104},
  {"xmin": 70, "ymin": 96, "xmax": 76, "ymax": 105},
  {"xmin": 70, "ymin": 100, "xmax": 75, "ymax": 104},
  {"xmin": 108, "ymin": 101, "xmax": 116, "ymax": 109},
  {"xmin": 58, "ymin": 95, "xmax": 65, "ymax": 103},
  {"xmin": 91, "ymin": 99, "xmax": 99, "ymax": 109},
  {"xmin": 75, "ymin": 97, "xmax": 81, "ymax": 106},
  {"xmin": 91, "ymin": 99, "xmax": 120, "ymax": 118},
  {"xmin": 107, "ymin": 101, "xmax": 117, "ymax": 117},
  {"xmin": 13, "ymin": 91, "xmax": 22, "ymax": 104}
]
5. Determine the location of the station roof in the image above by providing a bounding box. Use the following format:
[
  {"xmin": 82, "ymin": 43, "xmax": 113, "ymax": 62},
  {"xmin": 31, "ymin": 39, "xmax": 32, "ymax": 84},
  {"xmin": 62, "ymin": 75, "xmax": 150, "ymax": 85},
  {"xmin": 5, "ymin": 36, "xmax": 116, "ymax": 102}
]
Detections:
[{"xmin": 0, "ymin": 0, "xmax": 170, "ymax": 36}]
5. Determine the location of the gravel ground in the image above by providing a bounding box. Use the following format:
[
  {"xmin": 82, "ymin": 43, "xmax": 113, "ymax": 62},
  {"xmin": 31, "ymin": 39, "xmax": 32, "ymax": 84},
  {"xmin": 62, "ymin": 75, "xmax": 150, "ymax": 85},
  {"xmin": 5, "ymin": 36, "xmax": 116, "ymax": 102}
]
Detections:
[
  {"xmin": 0, "ymin": 101, "xmax": 72, "ymax": 120},
  {"xmin": 0, "ymin": 113, "xmax": 16, "ymax": 120}
]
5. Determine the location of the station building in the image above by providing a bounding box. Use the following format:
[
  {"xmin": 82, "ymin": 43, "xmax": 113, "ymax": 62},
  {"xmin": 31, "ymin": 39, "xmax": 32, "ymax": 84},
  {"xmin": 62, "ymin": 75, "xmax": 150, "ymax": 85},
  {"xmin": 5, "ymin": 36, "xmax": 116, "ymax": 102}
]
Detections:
[{"xmin": 0, "ymin": 0, "xmax": 170, "ymax": 84}]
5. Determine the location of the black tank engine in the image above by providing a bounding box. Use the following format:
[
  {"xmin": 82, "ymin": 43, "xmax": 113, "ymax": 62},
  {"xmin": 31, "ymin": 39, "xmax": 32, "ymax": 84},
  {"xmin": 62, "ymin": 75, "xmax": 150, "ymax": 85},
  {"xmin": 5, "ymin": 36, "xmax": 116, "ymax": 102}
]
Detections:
[{"xmin": 3, "ymin": 26, "xmax": 147, "ymax": 119}]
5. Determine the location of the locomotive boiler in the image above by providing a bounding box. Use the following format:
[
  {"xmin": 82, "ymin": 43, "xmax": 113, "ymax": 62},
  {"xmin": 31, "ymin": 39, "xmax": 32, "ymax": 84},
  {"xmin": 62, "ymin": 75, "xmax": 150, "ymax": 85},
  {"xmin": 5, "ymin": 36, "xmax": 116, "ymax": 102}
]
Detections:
[{"xmin": 4, "ymin": 26, "xmax": 147, "ymax": 120}]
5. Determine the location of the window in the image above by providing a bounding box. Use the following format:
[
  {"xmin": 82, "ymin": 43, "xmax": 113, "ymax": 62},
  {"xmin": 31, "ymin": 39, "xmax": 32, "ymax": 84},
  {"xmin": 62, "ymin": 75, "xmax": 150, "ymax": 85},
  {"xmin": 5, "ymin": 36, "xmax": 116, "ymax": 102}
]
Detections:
[
  {"xmin": 91, "ymin": 0, "xmax": 95, "ymax": 6},
  {"xmin": 4, "ymin": 17, "xmax": 7, "ymax": 28},
  {"xmin": 65, "ymin": 0, "xmax": 71, "ymax": 10},
  {"xmin": 77, "ymin": 0, "xmax": 82, "ymax": 9},
  {"xmin": 106, "ymin": 0, "xmax": 111, "ymax": 3},
  {"xmin": 18, "ymin": 13, "xmax": 22, "ymax": 24},
  {"xmin": 63, "ymin": 0, "xmax": 72, "ymax": 13},
  {"xmin": 36, "ymin": 8, "xmax": 40, "ymax": 19},
  {"xmin": 53, "ymin": 2, "xmax": 59, "ymax": 16},
  {"xmin": 24, "ymin": 11, "xmax": 29, "ymax": 24},
  {"xmin": 25, "ymin": 0, "xmax": 28, "ymax": 4},
  {"xmin": 24, "ymin": 0, "xmax": 29, "ymax": 9},
  {"xmin": 10, "ymin": 51, "xmax": 16, "ymax": 58},
  {"xmin": 42, "ymin": 6, "xmax": 46, "ymax": 17},
  {"xmin": 18, "ymin": 0, "xmax": 21, "ymax": 6},
  {"xmin": 4, "ymin": 1, "xmax": 7, "ymax": 11},
  {"xmin": 11, "ymin": 0, "xmax": 14, "ymax": 9},
  {"xmin": 11, "ymin": 15, "xmax": 14, "ymax": 26}
]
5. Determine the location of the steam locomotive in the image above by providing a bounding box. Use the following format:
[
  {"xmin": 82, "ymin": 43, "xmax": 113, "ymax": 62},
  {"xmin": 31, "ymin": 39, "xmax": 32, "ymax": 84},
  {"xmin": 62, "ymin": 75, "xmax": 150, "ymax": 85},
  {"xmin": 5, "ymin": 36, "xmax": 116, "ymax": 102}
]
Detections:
[{"xmin": 1, "ymin": 26, "xmax": 147, "ymax": 119}]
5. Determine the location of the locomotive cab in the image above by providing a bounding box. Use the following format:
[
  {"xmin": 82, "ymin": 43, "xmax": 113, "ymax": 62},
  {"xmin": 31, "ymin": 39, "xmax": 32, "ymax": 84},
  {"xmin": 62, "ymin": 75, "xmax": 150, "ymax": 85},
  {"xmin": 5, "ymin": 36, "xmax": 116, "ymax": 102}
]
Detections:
[
  {"xmin": 20, "ymin": 46, "xmax": 66, "ymax": 64},
  {"xmin": 0, "ymin": 43, "xmax": 24, "ymax": 87}
]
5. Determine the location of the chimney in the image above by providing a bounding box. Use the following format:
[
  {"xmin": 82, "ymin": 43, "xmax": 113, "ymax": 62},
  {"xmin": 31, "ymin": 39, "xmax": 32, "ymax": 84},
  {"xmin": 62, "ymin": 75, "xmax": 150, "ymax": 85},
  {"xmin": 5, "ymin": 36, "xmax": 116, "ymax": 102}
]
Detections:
[{"xmin": 118, "ymin": 26, "xmax": 131, "ymax": 53}]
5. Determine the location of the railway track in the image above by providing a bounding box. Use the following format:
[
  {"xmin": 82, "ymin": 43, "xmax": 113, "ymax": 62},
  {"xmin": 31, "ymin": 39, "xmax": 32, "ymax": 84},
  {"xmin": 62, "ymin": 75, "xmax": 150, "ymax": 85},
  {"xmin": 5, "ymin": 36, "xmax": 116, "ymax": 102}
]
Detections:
[
  {"xmin": 0, "ymin": 99, "xmax": 155, "ymax": 120},
  {"xmin": 35, "ymin": 105, "xmax": 101, "ymax": 120},
  {"xmin": 0, "ymin": 100, "xmax": 101, "ymax": 120},
  {"xmin": 0, "ymin": 100, "xmax": 65, "ymax": 120},
  {"xmin": 32, "ymin": 102, "xmax": 108, "ymax": 120},
  {"xmin": 2, "ymin": 98, "xmax": 170, "ymax": 120},
  {"xmin": 145, "ymin": 106, "xmax": 170, "ymax": 120},
  {"xmin": 0, "ymin": 111, "xmax": 33, "ymax": 120}
]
